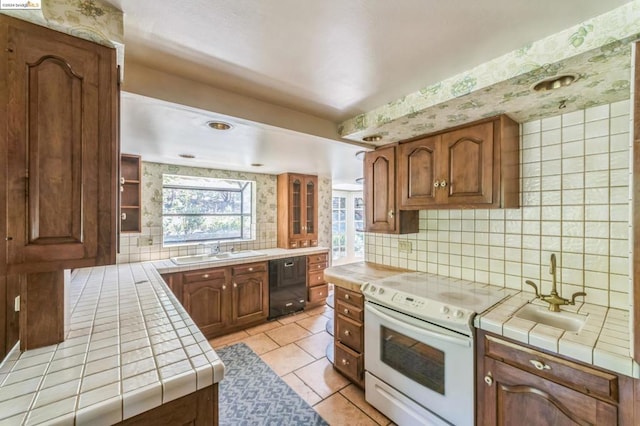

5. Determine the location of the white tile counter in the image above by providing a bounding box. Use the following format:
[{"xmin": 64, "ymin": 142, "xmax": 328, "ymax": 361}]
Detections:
[
  {"xmin": 0, "ymin": 262, "xmax": 224, "ymax": 425},
  {"xmin": 475, "ymin": 291, "xmax": 638, "ymax": 378}
]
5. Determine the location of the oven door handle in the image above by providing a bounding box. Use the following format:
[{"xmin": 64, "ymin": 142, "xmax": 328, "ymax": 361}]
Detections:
[{"xmin": 365, "ymin": 303, "xmax": 471, "ymax": 348}]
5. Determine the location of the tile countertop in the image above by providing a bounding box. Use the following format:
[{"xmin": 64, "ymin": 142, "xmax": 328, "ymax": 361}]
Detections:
[
  {"xmin": 475, "ymin": 291, "xmax": 639, "ymax": 379},
  {"xmin": 323, "ymin": 261, "xmax": 411, "ymax": 292},
  {"xmin": 0, "ymin": 262, "xmax": 225, "ymax": 425}
]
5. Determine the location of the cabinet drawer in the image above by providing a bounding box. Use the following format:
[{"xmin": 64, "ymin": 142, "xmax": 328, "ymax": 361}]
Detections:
[
  {"xmin": 334, "ymin": 342, "xmax": 363, "ymax": 385},
  {"xmin": 336, "ymin": 315, "xmax": 363, "ymax": 353},
  {"xmin": 308, "ymin": 283, "xmax": 328, "ymax": 302},
  {"xmin": 308, "ymin": 271, "xmax": 325, "ymax": 286},
  {"xmin": 309, "ymin": 239, "xmax": 318, "ymax": 247},
  {"xmin": 336, "ymin": 300, "xmax": 363, "ymax": 322},
  {"xmin": 308, "ymin": 253, "xmax": 328, "ymax": 265},
  {"xmin": 485, "ymin": 335, "xmax": 618, "ymax": 402},
  {"xmin": 308, "ymin": 261, "xmax": 328, "ymax": 272},
  {"xmin": 288, "ymin": 240, "xmax": 299, "ymax": 249},
  {"xmin": 231, "ymin": 262, "xmax": 267, "ymax": 276},
  {"xmin": 183, "ymin": 268, "xmax": 226, "ymax": 284},
  {"xmin": 335, "ymin": 286, "xmax": 364, "ymax": 308}
]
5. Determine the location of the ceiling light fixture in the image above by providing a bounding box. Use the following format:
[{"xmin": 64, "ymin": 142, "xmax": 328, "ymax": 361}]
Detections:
[
  {"xmin": 179, "ymin": 154, "xmax": 195, "ymax": 159},
  {"xmin": 532, "ymin": 74, "xmax": 578, "ymax": 92},
  {"xmin": 362, "ymin": 134, "xmax": 382, "ymax": 142},
  {"xmin": 206, "ymin": 120, "xmax": 233, "ymax": 130}
]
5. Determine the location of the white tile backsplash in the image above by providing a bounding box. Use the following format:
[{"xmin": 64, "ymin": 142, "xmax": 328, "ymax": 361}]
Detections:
[{"xmin": 365, "ymin": 100, "xmax": 631, "ymax": 310}]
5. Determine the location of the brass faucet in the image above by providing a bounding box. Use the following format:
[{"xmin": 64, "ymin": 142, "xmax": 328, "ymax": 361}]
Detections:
[{"xmin": 525, "ymin": 254, "xmax": 586, "ymax": 312}]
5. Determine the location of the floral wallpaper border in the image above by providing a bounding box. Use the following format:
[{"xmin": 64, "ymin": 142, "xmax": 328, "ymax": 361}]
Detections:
[{"xmin": 339, "ymin": 1, "xmax": 640, "ymax": 144}]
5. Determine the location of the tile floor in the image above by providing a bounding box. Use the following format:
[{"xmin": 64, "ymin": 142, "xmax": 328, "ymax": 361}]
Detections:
[{"xmin": 209, "ymin": 300, "xmax": 392, "ymax": 425}]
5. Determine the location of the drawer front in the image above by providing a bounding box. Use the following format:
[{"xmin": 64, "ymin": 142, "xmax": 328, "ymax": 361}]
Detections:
[
  {"xmin": 336, "ymin": 300, "xmax": 363, "ymax": 322},
  {"xmin": 485, "ymin": 335, "xmax": 618, "ymax": 402},
  {"xmin": 336, "ymin": 315, "xmax": 363, "ymax": 353},
  {"xmin": 288, "ymin": 240, "xmax": 299, "ymax": 249},
  {"xmin": 335, "ymin": 286, "xmax": 364, "ymax": 308},
  {"xmin": 231, "ymin": 262, "xmax": 267, "ymax": 276},
  {"xmin": 183, "ymin": 268, "xmax": 226, "ymax": 284},
  {"xmin": 308, "ymin": 283, "xmax": 328, "ymax": 302},
  {"xmin": 308, "ymin": 261, "xmax": 328, "ymax": 272},
  {"xmin": 310, "ymin": 239, "xmax": 318, "ymax": 247},
  {"xmin": 308, "ymin": 271, "xmax": 325, "ymax": 286},
  {"xmin": 308, "ymin": 253, "xmax": 328, "ymax": 265},
  {"xmin": 334, "ymin": 342, "xmax": 363, "ymax": 384}
]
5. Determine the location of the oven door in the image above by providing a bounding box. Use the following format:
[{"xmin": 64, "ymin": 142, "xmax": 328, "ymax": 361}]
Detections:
[{"xmin": 364, "ymin": 301, "xmax": 474, "ymax": 426}]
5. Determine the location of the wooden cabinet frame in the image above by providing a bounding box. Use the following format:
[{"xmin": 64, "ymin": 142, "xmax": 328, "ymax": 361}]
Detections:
[{"xmin": 277, "ymin": 173, "xmax": 319, "ymax": 248}]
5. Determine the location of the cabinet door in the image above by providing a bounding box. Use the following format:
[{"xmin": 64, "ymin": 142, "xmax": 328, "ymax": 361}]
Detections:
[
  {"xmin": 364, "ymin": 146, "xmax": 396, "ymax": 232},
  {"xmin": 440, "ymin": 121, "xmax": 494, "ymax": 205},
  {"xmin": 303, "ymin": 175, "xmax": 318, "ymax": 243},
  {"xmin": 288, "ymin": 174, "xmax": 305, "ymax": 239},
  {"xmin": 398, "ymin": 135, "xmax": 440, "ymax": 208},
  {"xmin": 183, "ymin": 276, "xmax": 230, "ymax": 337},
  {"xmin": 4, "ymin": 16, "xmax": 117, "ymax": 269},
  {"xmin": 481, "ymin": 357, "xmax": 617, "ymax": 425},
  {"xmin": 232, "ymin": 271, "xmax": 268, "ymax": 327}
]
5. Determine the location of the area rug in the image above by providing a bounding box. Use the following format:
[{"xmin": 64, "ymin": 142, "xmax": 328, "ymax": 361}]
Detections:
[{"xmin": 217, "ymin": 342, "xmax": 328, "ymax": 426}]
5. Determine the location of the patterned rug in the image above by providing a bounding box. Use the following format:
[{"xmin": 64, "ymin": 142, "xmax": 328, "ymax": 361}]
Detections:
[{"xmin": 217, "ymin": 342, "xmax": 329, "ymax": 426}]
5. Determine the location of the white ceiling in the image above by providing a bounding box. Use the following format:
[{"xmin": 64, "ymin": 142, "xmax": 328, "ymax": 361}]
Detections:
[{"xmin": 112, "ymin": 0, "xmax": 631, "ymax": 188}]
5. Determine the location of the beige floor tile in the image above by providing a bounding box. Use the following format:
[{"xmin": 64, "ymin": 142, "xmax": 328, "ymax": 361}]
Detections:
[
  {"xmin": 296, "ymin": 314, "xmax": 331, "ymax": 334},
  {"xmin": 238, "ymin": 333, "xmax": 279, "ymax": 355},
  {"xmin": 277, "ymin": 312, "xmax": 309, "ymax": 325},
  {"xmin": 305, "ymin": 305, "xmax": 331, "ymax": 316},
  {"xmin": 265, "ymin": 323, "xmax": 312, "ymax": 346},
  {"xmin": 340, "ymin": 384, "xmax": 391, "ymax": 426},
  {"xmin": 314, "ymin": 393, "xmax": 378, "ymax": 426},
  {"xmin": 294, "ymin": 357, "xmax": 349, "ymax": 398},
  {"xmin": 282, "ymin": 373, "xmax": 322, "ymax": 406},
  {"xmin": 208, "ymin": 330, "xmax": 249, "ymax": 349},
  {"xmin": 244, "ymin": 321, "xmax": 282, "ymax": 336},
  {"xmin": 260, "ymin": 343, "xmax": 315, "ymax": 376},
  {"xmin": 295, "ymin": 331, "xmax": 333, "ymax": 359}
]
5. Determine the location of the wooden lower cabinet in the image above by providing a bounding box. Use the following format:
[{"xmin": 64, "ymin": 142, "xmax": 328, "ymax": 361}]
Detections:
[
  {"xmin": 333, "ymin": 286, "xmax": 365, "ymax": 387},
  {"xmin": 306, "ymin": 252, "xmax": 329, "ymax": 307},
  {"xmin": 477, "ymin": 330, "xmax": 634, "ymax": 425},
  {"xmin": 231, "ymin": 263, "xmax": 269, "ymax": 328},
  {"xmin": 183, "ymin": 269, "xmax": 230, "ymax": 338}
]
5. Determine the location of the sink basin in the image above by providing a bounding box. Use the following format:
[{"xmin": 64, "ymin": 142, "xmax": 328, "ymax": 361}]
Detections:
[
  {"xmin": 514, "ymin": 304, "xmax": 588, "ymax": 332},
  {"xmin": 171, "ymin": 250, "xmax": 266, "ymax": 265}
]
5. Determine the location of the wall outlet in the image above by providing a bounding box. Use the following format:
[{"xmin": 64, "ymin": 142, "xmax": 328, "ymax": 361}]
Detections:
[
  {"xmin": 137, "ymin": 236, "xmax": 154, "ymax": 247},
  {"xmin": 398, "ymin": 241, "xmax": 413, "ymax": 253}
]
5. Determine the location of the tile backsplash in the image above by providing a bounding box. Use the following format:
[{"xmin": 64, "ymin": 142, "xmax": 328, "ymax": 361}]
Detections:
[
  {"xmin": 365, "ymin": 100, "xmax": 632, "ymax": 310},
  {"xmin": 117, "ymin": 162, "xmax": 332, "ymax": 264}
]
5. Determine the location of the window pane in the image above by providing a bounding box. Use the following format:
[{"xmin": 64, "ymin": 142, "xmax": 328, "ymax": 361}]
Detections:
[
  {"xmin": 163, "ymin": 216, "xmax": 242, "ymax": 243},
  {"xmin": 163, "ymin": 187, "xmax": 242, "ymax": 214}
]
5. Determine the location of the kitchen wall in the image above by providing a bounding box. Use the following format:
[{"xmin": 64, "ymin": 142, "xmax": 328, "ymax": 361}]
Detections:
[
  {"xmin": 365, "ymin": 100, "xmax": 632, "ymax": 310},
  {"xmin": 117, "ymin": 162, "xmax": 332, "ymax": 263}
]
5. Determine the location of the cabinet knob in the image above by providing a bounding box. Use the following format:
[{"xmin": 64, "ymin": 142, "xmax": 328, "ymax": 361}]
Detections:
[
  {"xmin": 5, "ymin": 237, "xmax": 12, "ymax": 241},
  {"xmin": 433, "ymin": 181, "xmax": 440, "ymax": 188},
  {"xmin": 222, "ymin": 285, "xmax": 226, "ymax": 290},
  {"xmin": 233, "ymin": 282, "xmax": 237, "ymax": 288},
  {"xmin": 529, "ymin": 360, "xmax": 551, "ymax": 371},
  {"xmin": 317, "ymin": 275, "xmax": 322, "ymax": 280},
  {"xmin": 440, "ymin": 180, "xmax": 448, "ymax": 188},
  {"xmin": 341, "ymin": 359, "xmax": 349, "ymax": 366},
  {"xmin": 202, "ymin": 274, "xmax": 209, "ymax": 279},
  {"xmin": 249, "ymin": 267, "xmax": 253, "ymax": 272},
  {"xmin": 388, "ymin": 210, "xmax": 395, "ymax": 218},
  {"xmin": 344, "ymin": 330, "xmax": 351, "ymax": 336},
  {"xmin": 319, "ymin": 292, "xmax": 324, "ymax": 296},
  {"xmin": 121, "ymin": 213, "xmax": 127, "ymax": 220},
  {"xmin": 120, "ymin": 177, "xmax": 125, "ymax": 185},
  {"xmin": 484, "ymin": 373, "xmax": 493, "ymax": 386},
  {"xmin": 344, "ymin": 294, "xmax": 350, "ymax": 300},
  {"xmin": 343, "ymin": 308, "xmax": 349, "ymax": 314}
]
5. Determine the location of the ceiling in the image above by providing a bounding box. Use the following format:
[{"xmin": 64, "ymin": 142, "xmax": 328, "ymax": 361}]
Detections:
[{"xmin": 112, "ymin": 0, "xmax": 632, "ymax": 188}]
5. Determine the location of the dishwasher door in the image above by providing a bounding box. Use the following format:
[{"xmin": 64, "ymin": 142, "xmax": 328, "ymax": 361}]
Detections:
[{"xmin": 268, "ymin": 256, "xmax": 307, "ymax": 319}]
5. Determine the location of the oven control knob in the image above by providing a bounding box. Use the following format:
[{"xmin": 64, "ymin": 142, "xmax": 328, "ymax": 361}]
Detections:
[
  {"xmin": 378, "ymin": 288, "xmax": 385, "ymax": 295},
  {"xmin": 370, "ymin": 285, "xmax": 377, "ymax": 293},
  {"xmin": 440, "ymin": 306, "xmax": 450, "ymax": 315},
  {"xmin": 454, "ymin": 310, "xmax": 464, "ymax": 319}
]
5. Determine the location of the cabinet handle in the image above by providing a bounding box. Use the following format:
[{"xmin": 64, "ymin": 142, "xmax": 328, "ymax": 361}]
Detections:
[
  {"xmin": 344, "ymin": 308, "xmax": 349, "ymax": 315},
  {"xmin": 388, "ymin": 210, "xmax": 395, "ymax": 218},
  {"xmin": 121, "ymin": 213, "xmax": 127, "ymax": 220},
  {"xmin": 344, "ymin": 330, "xmax": 351, "ymax": 336},
  {"xmin": 341, "ymin": 359, "xmax": 349, "ymax": 366},
  {"xmin": 440, "ymin": 180, "xmax": 448, "ymax": 188},
  {"xmin": 120, "ymin": 177, "xmax": 125, "ymax": 185},
  {"xmin": 529, "ymin": 360, "xmax": 551, "ymax": 371},
  {"xmin": 434, "ymin": 181, "xmax": 440, "ymax": 188},
  {"xmin": 484, "ymin": 373, "xmax": 493, "ymax": 386}
]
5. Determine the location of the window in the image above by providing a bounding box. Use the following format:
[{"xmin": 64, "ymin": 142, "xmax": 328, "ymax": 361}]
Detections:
[
  {"xmin": 162, "ymin": 174, "xmax": 254, "ymax": 245},
  {"xmin": 332, "ymin": 191, "xmax": 364, "ymax": 265}
]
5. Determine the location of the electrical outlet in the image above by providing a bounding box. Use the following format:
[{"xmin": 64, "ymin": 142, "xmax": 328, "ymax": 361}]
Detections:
[
  {"xmin": 137, "ymin": 236, "xmax": 154, "ymax": 247},
  {"xmin": 398, "ymin": 241, "xmax": 413, "ymax": 253}
]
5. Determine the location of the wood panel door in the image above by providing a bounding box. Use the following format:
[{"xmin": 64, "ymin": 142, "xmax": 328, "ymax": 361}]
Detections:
[
  {"xmin": 364, "ymin": 146, "xmax": 396, "ymax": 232},
  {"xmin": 303, "ymin": 175, "xmax": 318, "ymax": 244},
  {"xmin": 482, "ymin": 356, "xmax": 617, "ymax": 426},
  {"xmin": 183, "ymin": 275, "xmax": 230, "ymax": 337},
  {"xmin": 3, "ymin": 15, "xmax": 117, "ymax": 271},
  {"xmin": 398, "ymin": 135, "xmax": 439, "ymax": 208},
  {"xmin": 231, "ymin": 271, "xmax": 268, "ymax": 327},
  {"xmin": 440, "ymin": 121, "xmax": 494, "ymax": 206}
]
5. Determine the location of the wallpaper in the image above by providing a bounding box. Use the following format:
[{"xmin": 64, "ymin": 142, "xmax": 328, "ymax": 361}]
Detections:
[
  {"xmin": 117, "ymin": 162, "xmax": 332, "ymax": 263},
  {"xmin": 339, "ymin": 1, "xmax": 640, "ymax": 144}
]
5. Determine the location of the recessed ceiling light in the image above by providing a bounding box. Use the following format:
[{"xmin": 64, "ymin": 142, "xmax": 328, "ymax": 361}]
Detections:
[
  {"xmin": 251, "ymin": 163, "xmax": 264, "ymax": 167},
  {"xmin": 532, "ymin": 74, "xmax": 578, "ymax": 92},
  {"xmin": 206, "ymin": 120, "xmax": 233, "ymax": 130},
  {"xmin": 179, "ymin": 154, "xmax": 195, "ymax": 159},
  {"xmin": 362, "ymin": 135, "xmax": 382, "ymax": 142}
]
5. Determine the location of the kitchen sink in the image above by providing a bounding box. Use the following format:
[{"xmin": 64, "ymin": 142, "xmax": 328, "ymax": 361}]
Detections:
[
  {"xmin": 514, "ymin": 303, "xmax": 588, "ymax": 332},
  {"xmin": 171, "ymin": 250, "xmax": 266, "ymax": 265}
]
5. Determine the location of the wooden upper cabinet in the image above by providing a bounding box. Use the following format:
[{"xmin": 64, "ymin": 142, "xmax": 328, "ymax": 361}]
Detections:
[
  {"xmin": 398, "ymin": 115, "xmax": 519, "ymax": 210},
  {"xmin": 364, "ymin": 146, "xmax": 418, "ymax": 234},
  {"xmin": 2, "ymin": 16, "xmax": 118, "ymax": 271},
  {"xmin": 277, "ymin": 173, "xmax": 319, "ymax": 248}
]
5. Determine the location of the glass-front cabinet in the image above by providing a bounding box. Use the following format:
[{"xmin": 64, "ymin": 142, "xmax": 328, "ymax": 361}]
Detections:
[{"xmin": 277, "ymin": 173, "xmax": 319, "ymax": 248}]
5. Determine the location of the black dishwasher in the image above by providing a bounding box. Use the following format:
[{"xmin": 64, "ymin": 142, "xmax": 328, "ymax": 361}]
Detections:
[{"xmin": 269, "ymin": 256, "xmax": 307, "ymax": 319}]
